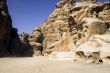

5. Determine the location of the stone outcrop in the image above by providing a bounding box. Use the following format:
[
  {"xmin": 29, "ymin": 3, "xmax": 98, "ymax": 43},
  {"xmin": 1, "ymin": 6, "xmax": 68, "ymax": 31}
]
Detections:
[
  {"xmin": 29, "ymin": 29, "xmax": 43, "ymax": 56},
  {"xmin": 0, "ymin": 0, "xmax": 33, "ymax": 57},
  {"xmin": 30, "ymin": 0, "xmax": 110, "ymax": 63},
  {"xmin": 75, "ymin": 35, "xmax": 110, "ymax": 63},
  {"xmin": 75, "ymin": 18, "xmax": 107, "ymax": 48},
  {"xmin": 31, "ymin": 0, "xmax": 110, "ymax": 57}
]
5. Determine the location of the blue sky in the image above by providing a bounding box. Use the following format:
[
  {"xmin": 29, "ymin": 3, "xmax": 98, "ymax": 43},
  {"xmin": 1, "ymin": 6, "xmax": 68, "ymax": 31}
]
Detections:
[
  {"xmin": 7, "ymin": 0, "xmax": 60, "ymax": 33},
  {"xmin": 7, "ymin": 0, "xmax": 109, "ymax": 33}
]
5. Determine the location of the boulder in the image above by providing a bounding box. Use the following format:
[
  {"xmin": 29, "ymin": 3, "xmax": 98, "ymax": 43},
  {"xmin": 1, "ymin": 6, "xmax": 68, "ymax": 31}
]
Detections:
[
  {"xmin": 29, "ymin": 42, "xmax": 43, "ymax": 56},
  {"xmin": 81, "ymin": 18, "xmax": 107, "ymax": 36},
  {"xmin": 76, "ymin": 18, "xmax": 107, "ymax": 47},
  {"xmin": 76, "ymin": 35, "xmax": 110, "ymax": 63}
]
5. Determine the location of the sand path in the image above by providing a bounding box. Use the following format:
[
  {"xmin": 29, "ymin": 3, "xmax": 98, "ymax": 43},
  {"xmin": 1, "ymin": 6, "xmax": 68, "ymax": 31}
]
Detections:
[{"xmin": 0, "ymin": 56, "xmax": 110, "ymax": 73}]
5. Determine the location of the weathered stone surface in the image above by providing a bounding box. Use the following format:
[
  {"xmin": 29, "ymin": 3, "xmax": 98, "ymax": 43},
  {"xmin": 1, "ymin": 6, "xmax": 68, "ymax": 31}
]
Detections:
[
  {"xmin": 75, "ymin": 18, "xmax": 107, "ymax": 47},
  {"xmin": 29, "ymin": 28, "xmax": 44, "ymax": 56},
  {"xmin": 24, "ymin": 0, "xmax": 110, "ymax": 64},
  {"xmin": 76, "ymin": 35, "xmax": 110, "ymax": 63},
  {"xmin": 31, "ymin": 1, "xmax": 110, "ymax": 57}
]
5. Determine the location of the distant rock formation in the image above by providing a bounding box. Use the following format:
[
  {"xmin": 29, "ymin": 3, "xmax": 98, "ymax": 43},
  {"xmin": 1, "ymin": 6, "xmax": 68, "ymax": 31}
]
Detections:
[
  {"xmin": 29, "ymin": 28, "xmax": 44, "ymax": 56},
  {"xmin": 0, "ymin": 0, "xmax": 33, "ymax": 57},
  {"xmin": 31, "ymin": 0, "xmax": 110, "ymax": 63}
]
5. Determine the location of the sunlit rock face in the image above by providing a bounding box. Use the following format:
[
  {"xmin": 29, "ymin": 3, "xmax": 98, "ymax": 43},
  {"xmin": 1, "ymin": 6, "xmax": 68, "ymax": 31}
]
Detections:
[
  {"xmin": 75, "ymin": 18, "xmax": 107, "ymax": 48},
  {"xmin": 31, "ymin": 0, "xmax": 110, "ymax": 56},
  {"xmin": 31, "ymin": 0, "xmax": 110, "ymax": 62},
  {"xmin": 0, "ymin": 0, "xmax": 33, "ymax": 57},
  {"xmin": 76, "ymin": 35, "xmax": 110, "ymax": 63}
]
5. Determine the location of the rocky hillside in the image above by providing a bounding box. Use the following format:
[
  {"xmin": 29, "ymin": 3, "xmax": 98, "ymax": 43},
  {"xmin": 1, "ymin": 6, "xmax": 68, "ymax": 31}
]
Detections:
[
  {"xmin": 0, "ymin": 0, "xmax": 33, "ymax": 57},
  {"xmin": 30, "ymin": 0, "xmax": 110, "ymax": 63}
]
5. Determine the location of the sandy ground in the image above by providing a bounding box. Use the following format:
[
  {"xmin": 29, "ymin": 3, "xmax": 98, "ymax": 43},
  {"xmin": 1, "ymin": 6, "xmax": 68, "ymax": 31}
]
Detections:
[{"xmin": 0, "ymin": 56, "xmax": 110, "ymax": 73}]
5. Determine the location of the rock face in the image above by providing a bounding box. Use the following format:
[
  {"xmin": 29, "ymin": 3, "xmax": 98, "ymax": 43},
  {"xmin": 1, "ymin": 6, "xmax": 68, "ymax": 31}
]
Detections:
[
  {"xmin": 0, "ymin": 0, "xmax": 33, "ymax": 57},
  {"xmin": 29, "ymin": 29, "xmax": 43, "ymax": 56},
  {"xmin": 31, "ymin": 0, "xmax": 110, "ymax": 55},
  {"xmin": 0, "ymin": 0, "xmax": 12, "ymax": 56},
  {"xmin": 31, "ymin": 0, "xmax": 110, "ymax": 63},
  {"xmin": 32, "ymin": 0, "xmax": 76, "ymax": 55},
  {"xmin": 76, "ymin": 35, "xmax": 110, "ymax": 63}
]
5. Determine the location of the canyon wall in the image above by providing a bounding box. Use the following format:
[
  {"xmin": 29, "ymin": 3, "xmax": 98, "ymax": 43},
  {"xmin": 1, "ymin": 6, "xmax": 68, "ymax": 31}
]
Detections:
[
  {"xmin": 0, "ymin": 0, "xmax": 33, "ymax": 57},
  {"xmin": 31, "ymin": 0, "xmax": 110, "ymax": 63}
]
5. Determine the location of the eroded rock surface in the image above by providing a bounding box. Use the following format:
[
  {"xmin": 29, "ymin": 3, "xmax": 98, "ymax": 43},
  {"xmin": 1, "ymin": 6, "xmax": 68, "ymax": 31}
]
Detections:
[
  {"xmin": 31, "ymin": 0, "xmax": 110, "ymax": 57},
  {"xmin": 30, "ymin": 0, "xmax": 110, "ymax": 63},
  {"xmin": 75, "ymin": 35, "xmax": 110, "ymax": 63}
]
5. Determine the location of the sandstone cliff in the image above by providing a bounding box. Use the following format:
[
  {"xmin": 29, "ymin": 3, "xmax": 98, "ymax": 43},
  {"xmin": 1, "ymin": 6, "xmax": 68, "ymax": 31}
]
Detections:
[
  {"xmin": 0, "ymin": 0, "xmax": 33, "ymax": 57},
  {"xmin": 31, "ymin": 0, "xmax": 110, "ymax": 63}
]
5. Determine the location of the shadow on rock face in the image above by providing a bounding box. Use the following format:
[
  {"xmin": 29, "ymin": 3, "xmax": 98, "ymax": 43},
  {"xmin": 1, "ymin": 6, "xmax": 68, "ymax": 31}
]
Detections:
[
  {"xmin": 0, "ymin": 0, "xmax": 34, "ymax": 57},
  {"xmin": 0, "ymin": 0, "xmax": 12, "ymax": 57},
  {"xmin": 20, "ymin": 43, "xmax": 33, "ymax": 57},
  {"xmin": 10, "ymin": 29, "xmax": 33, "ymax": 57},
  {"xmin": 0, "ymin": 28, "xmax": 34, "ymax": 57}
]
